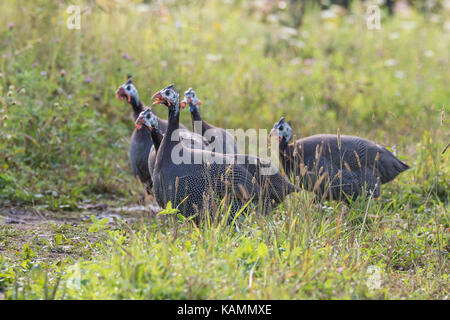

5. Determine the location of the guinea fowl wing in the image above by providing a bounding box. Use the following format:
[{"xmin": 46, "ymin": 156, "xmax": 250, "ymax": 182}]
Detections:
[
  {"xmin": 154, "ymin": 148, "xmax": 259, "ymax": 218},
  {"xmin": 129, "ymin": 127, "xmax": 153, "ymax": 184}
]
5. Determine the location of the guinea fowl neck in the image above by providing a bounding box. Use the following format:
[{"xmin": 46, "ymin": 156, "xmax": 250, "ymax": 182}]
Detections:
[
  {"xmin": 131, "ymin": 98, "xmax": 144, "ymax": 121},
  {"xmin": 168, "ymin": 106, "xmax": 180, "ymax": 130},
  {"xmin": 162, "ymin": 100, "xmax": 181, "ymax": 148},
  {"xmin": 156, "ymin": 101, "xmax": 181, "ymax": 166},
  {"xmin": 189, "ymin": 105, "xmax": 205, "ymax": 134},
  {"xmin": 278, "ymin": 138, "xmax": 292, "ymax": 171},
  {"xmin": 189, "ymin": 104, "xmax": 211, "ymax": 135},
  {"xmin": 150, "ymin": 128, "xmax": 163, "ymax": 152},
  {"xmin": 279, "ymin": 138, "xmax": 289, "ymax": 154}
]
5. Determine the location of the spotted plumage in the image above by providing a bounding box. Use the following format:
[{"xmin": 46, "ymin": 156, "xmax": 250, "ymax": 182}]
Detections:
[
  {"xmin": 151, "ymin": 84, "xmax": 260, "ymax": 220},
  {"xmin": 272, "ymin": 117, "xmax": 410, "ymax": 202}
]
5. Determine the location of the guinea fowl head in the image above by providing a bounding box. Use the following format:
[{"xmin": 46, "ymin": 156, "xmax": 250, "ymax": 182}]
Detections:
[
  {"xmin": 135, "ymin": 108, "xmax": 158, "ymax": 131},
  {"xmin": 271, "ymin": 117, "xmax": 292, "ymax": 143},
  {"xmin": 181, "ymin": 88, "xmax": 202, "ymax": 112},
  {"xmin": 151, "ymin": 84, "xmax": 180, "ymax": 113},
  {"xmin": 116, "ymin": 77, "xmax": 140, "ymax": 105}
]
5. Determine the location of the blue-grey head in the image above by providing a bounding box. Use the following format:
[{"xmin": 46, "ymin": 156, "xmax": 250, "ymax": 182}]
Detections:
[
  {"xmin": 181, "ymin": 88, "xmax": 202, "ymax": 112},
  {"xmin": 272, "ymin": 117, "xmax": 292, "ymax": 142},
  {"xmin": 116, "ymin": 77, "xmax": 140, "ymax": 105},
  {"xmin": 151, "ymin": 84, "xmax": 180, "ymax": 113},
  {"xmin": 135, "ymin": 108, "xmax": 158, "ymax": 131}
]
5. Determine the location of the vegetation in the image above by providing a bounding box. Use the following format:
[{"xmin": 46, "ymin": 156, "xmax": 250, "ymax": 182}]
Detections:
[{"xmin": 0, "ymin": 0, "xmax": 448, "ymax": 299}]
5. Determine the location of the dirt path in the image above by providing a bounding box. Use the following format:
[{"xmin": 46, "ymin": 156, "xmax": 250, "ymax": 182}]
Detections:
[
  {"xmin": 0, "ymin": 201, "xmax": 161, "ymax": 226},
  {"xmin": 0, "ymin": 201, "xmax": 162, "ymax": 262}
]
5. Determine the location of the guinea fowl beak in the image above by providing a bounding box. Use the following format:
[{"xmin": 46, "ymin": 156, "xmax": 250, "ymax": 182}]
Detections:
[
  {"xmin": 269, "ymin": 128, "xmax": 282, "ymax": 142},
  {"xmin": 134, "ymin": 116, "xmax": 144, "ymax": 130},
  {"xmin": 151, "ymin": 91, "xmax": 162, "ymax": 100},
  {"xmin": 116, "ymin": 86, "xmax": 131, "ymax": 103},
  {"xmin": 152, "ymin": 91, "xmax": 167, "ymax": 106}
]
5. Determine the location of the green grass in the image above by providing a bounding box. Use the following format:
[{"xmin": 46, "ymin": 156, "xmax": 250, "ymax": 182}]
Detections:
[{"xmin": 0, "ymin": 0, "xmax": 449, "ymax": 299}]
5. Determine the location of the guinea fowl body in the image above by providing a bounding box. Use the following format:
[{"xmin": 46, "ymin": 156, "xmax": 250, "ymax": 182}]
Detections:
[
  {"xmin": 182, "ymin": 89, "xmax": 297, "ymax": 212},
  {"xmin": 234, "ymin": 154, "xmax": 300, "ymax": 212},
  {"xmin": 153, "ymin": 149, "xmax": 259, "ymax": 217},
  {"xmin": 152, "ymin": 86, "xmax": 259, "ymax": 219},
  {"xmin": 189, "ymin": 103, "xmax": 297, "ymax": 210},
  {"xmin": 278, "ymin": 133, "xmax": 410, "ymax": 202},
  {"xmin": 190, "ymin": 108, "xmax": 238, "ymax": 155}
]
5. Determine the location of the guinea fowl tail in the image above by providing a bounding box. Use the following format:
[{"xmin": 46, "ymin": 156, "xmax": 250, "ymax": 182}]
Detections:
[{"xmin": 378, "ymin": 148, "xmax": 410, "ymax": 184}]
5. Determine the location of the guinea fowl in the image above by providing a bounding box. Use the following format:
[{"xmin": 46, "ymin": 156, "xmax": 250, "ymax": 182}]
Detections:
[
  {"xmin": 150, "ymin": 84, "xmax": 260, "ymax": 219},
  {"xmin": 116, "ymin": 78, "xmax": 190, "ymax": 197},
  {"xmin": 134, "ymin": 109, "xmax": 163, "ymax": 187},
  {"xmin": 271, "ymin": 117, "xmax": 410, "ymax": 202},
  {"xmin": 134, "ymin": 108, "xmax": 208, "ymax": 186},
  {"xmin": 181, "ymin": 88, "xmax": 239, "ymax": 155}
]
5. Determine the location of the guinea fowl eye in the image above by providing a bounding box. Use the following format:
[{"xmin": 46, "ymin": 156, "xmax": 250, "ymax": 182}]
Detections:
[
  {"xmin": 126, "ymin": 86, "xmax": 131, "ymax": 91},
  {"xmin": 279, "ymin": 126, "xmax": 284, "ymax": 131}
]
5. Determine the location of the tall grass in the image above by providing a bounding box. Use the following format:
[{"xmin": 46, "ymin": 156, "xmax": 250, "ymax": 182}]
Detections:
[{"xmin": 0, "ymin": 0, "xmax": 448, "ymax": 299}]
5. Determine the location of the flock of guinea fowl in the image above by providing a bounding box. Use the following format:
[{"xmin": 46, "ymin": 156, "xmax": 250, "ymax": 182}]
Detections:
[{"xmin": 116, "ymin": 78, "xmax": 409, "ymax": 221}]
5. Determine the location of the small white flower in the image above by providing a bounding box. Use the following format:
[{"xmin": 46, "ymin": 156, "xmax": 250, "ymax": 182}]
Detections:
[
  {"xmin": 278, "ymin": 1, "xmax": 287, "ymax": 9},
  {"xmin": 206, "ymin": 54, "xmax": 222, "ymax": 62},
  {"xmin": 280, "ymin": 26, "xmax": 298, "ymax": 37},
  {"xmin": 301, "ymin": 30, "xmax": 310, "ymax": 39},
  {"xmin": 289, "ymin": 58, "xmax": 302, "ymax": 66},
  {"xmin": 174, "ymin": 20, "xmax": 182, "ymax": 31},
  {"xmin": 424, "ymin": 50, "xmax": 434, "ymax": 58},
  {"xmin": 388, "ymin": 32, "xmax": 400, "ymax": 40},
  {"xmin": 321, "ymin": 9, "xmax": 336, "ymax": 20},
  {"xmin": 267, "ymin": 14, "xmax": 278, "ymax": 23},
  {"xmin": 402, "ymin": 21, "xmax": 417, "ymax": 30},
  {"xmin": 384, "ymin": 59, "xmax": 398, "ymax": 67},
  {"xmin": 395, "ymin": 71, "xmax": 404, "ymax": 79},
  {"xmin": 289, "ymin": 39, "xmax": 305, "ymax": 49}
]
